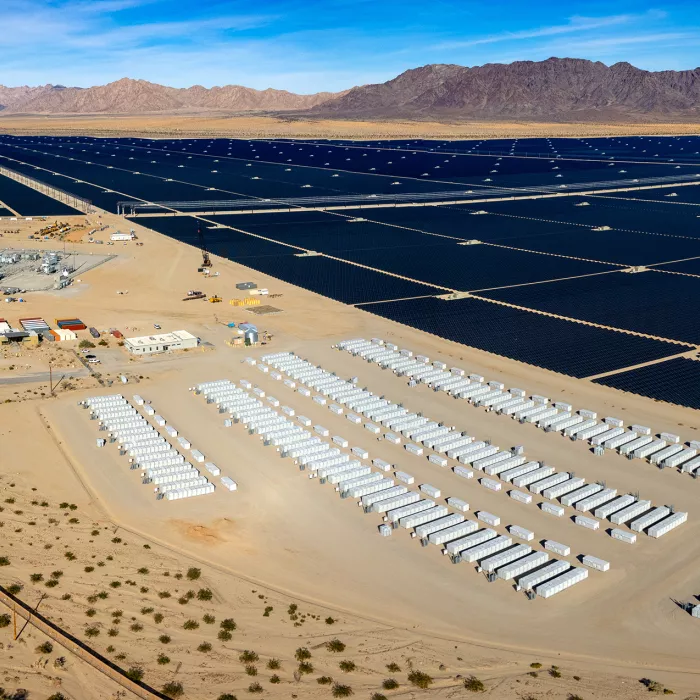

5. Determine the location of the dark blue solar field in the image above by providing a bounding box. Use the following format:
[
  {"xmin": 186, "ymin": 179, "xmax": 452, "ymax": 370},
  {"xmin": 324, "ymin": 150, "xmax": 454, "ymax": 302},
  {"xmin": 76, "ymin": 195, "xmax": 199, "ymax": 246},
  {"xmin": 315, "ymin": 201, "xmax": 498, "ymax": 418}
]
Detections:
[
  {"xmin": 0, "ymin": 173, "xmax": 80, "ymax": 216},
  {"xmin": 2, "ymin": 133, "xmax": 699, "ymax": 401},
  {"xmin": 593, "ymin": 357, "xmax": 700, "ymax": 410},
  {"xmin": 363, "ymin": 295, "xmax": 684, "ymax": 378}
]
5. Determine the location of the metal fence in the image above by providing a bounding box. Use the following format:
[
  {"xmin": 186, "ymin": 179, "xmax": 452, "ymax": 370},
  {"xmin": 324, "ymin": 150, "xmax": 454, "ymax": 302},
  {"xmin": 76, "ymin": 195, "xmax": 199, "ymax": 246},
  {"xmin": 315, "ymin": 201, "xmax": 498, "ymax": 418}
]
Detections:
[
  {"xmin": 0, "ymin": 165, "xmax": 92, "ymax": 214},
  {"xmin": 0, "ymin": 584, "xmax": 169, "ymax": 699}
]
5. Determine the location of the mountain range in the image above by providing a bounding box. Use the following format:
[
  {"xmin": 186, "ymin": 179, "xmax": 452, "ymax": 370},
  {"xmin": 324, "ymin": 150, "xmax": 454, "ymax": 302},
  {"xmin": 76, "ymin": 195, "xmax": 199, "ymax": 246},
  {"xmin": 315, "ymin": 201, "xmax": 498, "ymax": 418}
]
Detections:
[{"xmin": 1, "ymin": 58, "xmax": 699, "ymax": 121}]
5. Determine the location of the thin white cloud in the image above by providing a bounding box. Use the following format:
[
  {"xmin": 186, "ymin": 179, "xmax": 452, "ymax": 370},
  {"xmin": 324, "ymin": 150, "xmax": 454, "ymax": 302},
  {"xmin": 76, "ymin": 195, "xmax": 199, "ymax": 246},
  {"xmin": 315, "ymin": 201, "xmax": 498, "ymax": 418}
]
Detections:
[{"xmin": 434, "ymin": 14, "xmax": 634, "ymax": 50}]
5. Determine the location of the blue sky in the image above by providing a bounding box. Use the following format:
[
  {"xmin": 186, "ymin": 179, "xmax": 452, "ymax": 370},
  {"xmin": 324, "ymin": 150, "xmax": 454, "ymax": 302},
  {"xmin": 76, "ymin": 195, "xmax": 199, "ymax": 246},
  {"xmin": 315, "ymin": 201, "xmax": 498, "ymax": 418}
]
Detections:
[{"xmin": 1, "ymin": 0, "xmax": 698, "ymax": 92}]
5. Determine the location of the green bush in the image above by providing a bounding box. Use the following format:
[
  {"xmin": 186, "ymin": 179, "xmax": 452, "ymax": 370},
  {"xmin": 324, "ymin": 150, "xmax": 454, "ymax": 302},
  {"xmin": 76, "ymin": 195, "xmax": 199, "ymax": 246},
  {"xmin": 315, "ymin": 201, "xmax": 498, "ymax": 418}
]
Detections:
[
  {"xmin": 85, "ymin": 626, "xmax": 100, "ymax": 638},
  {"xmin": 36, "ymin": 641, "xmax": 53, "ymax": 654},
  {"xmin": 157, "ymin": 654, "xmax": 170, "ymax": 665},
  {"xmin": 125, "ymin": 666, "xmax": 144, "ymax": 682},
  {"xmin": 183, "ymin": 619, "xmax": 199, "ymax": 630},
  {"xmin": 154, "ymin": 613, "xmax": 164, "ymax": 624},
  {"xmin": 0, "ymin": 614, "xmax": 11, "ymax": 628},
  {"xmin": 218, "ymin": 630, "xmax": 232, "ymax": 642},
  {"xmin": 298, "ymin": 662, "xmax": 314, "ymax": 675},
  {"xmin": 386, "ymin": 662, "xmax": 401, "ymax": 672},
  {"xmin": 269, "ymin": 675, "xmax": 280, "ymax": 684},
  {"xmin": 464, "ymin": 675, "xmax": 485, "ymax": 692},
  {"xmin": 0, "ymin": 556, "xmax": 10, "ymax": 566},
  {"xmin": 317, "ymin": 676, "xmax": 333, "ymax": 685},
  {"xmin": 247, "ymin": 683, "xmax": 263, "ymax": 694},
  {"xmin": 220, "ymin": 618, "xmax": 237, "ymax": 631},
  {"xmin": 407, "ymin": 670, "xmax": 433, "ymax": 689},
  {"xmin": 267, "ymin": 658, "xmax": 281, "ymax": 670},
  {"xmin": 198, "ymin": 642, "xmax": 213, "ymax": 653},
  {"xmin": 203, "ymin": 613, "xmax": 215, "ymax": 624},
  {"xmin": 338, "ymin": 660, "xmax": 356, "ymax": 673},
  {"xmin": 295, "ymin": 647, "xmax": 311, "ymax": 661},
  {"xmin": 326, "ymin": 639, "xmax": 346, "ymax": 653},
  {"xmin": 240, "ymin": 650, "xmax": 259, "ymax": 663},
  {"xmin": 79, "ymin": 340, "xmax": 95, "ymax": 348},
  {"xmin": 245, "ymin": 665, "xmax": 258, "ymax": 676},
  {"xmin": 159, "ymin": 635, "xmax": 171, "ymax": 644},
  {"xmin": 332, "ymin": 684, "xmax": 353, "ymax": 698},
  {"xmin": 382, "ymin": 679, "xmax": 399, "ymax": 690},
  {"xmin": 162, "ymin": 681, "xmax": 184, "ymax": 698},
  {"xmin": 186, "ymin": 567, "xmax": 201, "ymax": 580}
]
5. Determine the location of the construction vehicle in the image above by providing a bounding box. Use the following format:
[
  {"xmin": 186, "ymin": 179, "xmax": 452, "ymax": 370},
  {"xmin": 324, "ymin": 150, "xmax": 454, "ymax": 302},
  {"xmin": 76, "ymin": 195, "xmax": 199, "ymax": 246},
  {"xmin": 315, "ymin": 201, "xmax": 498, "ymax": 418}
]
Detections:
[
  {"xmin": 197, "ymin": 223, "xmax": 212, "ymax": 270},
  {"xmin": 183, "ymin": 291, "xmax": 206, "ymax": 301},
  {"xmin": 209, "ymin": 295, "xmax": 222, "ymax": 303}
]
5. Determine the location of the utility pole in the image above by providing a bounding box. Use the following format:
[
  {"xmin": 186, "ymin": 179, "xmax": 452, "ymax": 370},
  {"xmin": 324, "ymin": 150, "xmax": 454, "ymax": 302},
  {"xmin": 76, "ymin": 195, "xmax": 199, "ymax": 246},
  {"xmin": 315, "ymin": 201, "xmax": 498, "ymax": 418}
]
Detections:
[{"xmin": 13, "ymin": 603, "xmax": 17, "ymax": 640}]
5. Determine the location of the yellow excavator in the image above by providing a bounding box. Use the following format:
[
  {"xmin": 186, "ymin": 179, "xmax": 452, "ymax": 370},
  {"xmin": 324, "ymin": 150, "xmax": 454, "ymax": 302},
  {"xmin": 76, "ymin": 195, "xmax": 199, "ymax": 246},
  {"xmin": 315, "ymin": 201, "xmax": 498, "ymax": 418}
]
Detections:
[{"xmin": 209, "ymin": 295, "xmax": 222, "ymax": 303}]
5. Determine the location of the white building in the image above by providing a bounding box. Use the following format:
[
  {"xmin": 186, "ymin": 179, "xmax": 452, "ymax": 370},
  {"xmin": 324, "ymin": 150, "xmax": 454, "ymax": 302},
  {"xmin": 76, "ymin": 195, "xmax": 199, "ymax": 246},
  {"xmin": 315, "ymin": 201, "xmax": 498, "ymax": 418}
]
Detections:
[
  {"xmin": 124, "ymin": 330, "xmax": 198, "ymax": 355},
  {"xmin": 110, "ymin": 232, "xmax": 135, "ymax": 241}
]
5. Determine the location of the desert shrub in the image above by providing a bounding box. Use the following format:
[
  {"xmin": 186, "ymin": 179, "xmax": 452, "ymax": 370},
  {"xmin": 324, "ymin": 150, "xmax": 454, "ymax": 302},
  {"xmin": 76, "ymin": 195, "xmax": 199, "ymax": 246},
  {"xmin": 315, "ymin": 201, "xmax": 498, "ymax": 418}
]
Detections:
[
  {"xmin": 137, "ymin": 567, "xmax": 149, "ymax": 574},
  {"xmin": 332, "ymin": 684, "xmax": 353, "ymax": 698},
  {"xmin": 7, "ymin": 583, "xmax": 22, "ymax": 595},
  {"xmin": 61, "ymin": 593, "xmax": 71, "ymax": 601},
  {"xmin": 386, "ymin": 662, "xmax": 401, "ymax": 672},
  {"xmin": 549, "ymin": 668, "xmax": 562, "ymax": 678},
  {"xmin": 51, "ymin": 570, "xmax": 63, "ymax": 579},
  {"xmin": 154, "ymin": 613, "xmax": 164, "ymax": 624},
  {"xmin": 267, "ymin": 658, "xmax": 281, "ymax": 670},
  {"xmin": 186, "ymin": 567, "xmax": 201, "ymax": 580},
  {"xmin": 269, "ymin": 675, "xmax": 280, "ymax": 684},
  {"xmin": 247, "ymin": 683, "xmax": 263, "ymax": 694},
  {"xmin": 79, "ymin": 340, "xmax": 95, "ymax": 348},
  {"xmin": 325, "ymin": 616, "xmax": 336, "ymax": 625},
  {"xmin": 109, "ymin": 581, "xmax": 121, "ymax": 589},
  {"xmin": 339, "ymin": 660, "xmax": 356, "ymax": 673},
  {"xmin": 0, "ymin": 556, "xmax": 11, "ymax": 566},
  {"xmin": 177, "ymin": 596, "xmax": 189, "ymax": 605},
  {"xmin": 130, "ymin": 622, "xmax": 143, "ymax": 632},
  {"xmin": 45, "ymin": 579, "xmax": 59, "ymax": 588},
  {"xmin": 245, "ymin": 665, "xmax": 258, "ymax": 676},
  {"xmin": 464, "ymin": 675, "xmax": 485, "ymax": 692},
  {"xmin": 30, "ymin": 573, "xmax": 44, "ymax": 582},
  {"xmin": 85, "ymin": 608, "xmax": 96, "ymax": 617},
  {"xmin": 36, "ymin": 641, "xmax": 53, "ymax": 654},
  {"xmin": 218, "ymin": 630, "xmax": 232, "ymax": 641},
  {"xmin": 125, "ymin": 666, "xmax": 144, "ymax": 681},
  {"xmin": 183, "ymin": 619, "xmax": 199, "ymax": 630},
  {"xmin": 568, "ymin": 695, "xmax": 584, "ymax": 700},
  {"xmin": 240, "ymin": 650, "xmax": 259, "ymax": 663},
  {"xmin": 198, "ymin": 642, "xmax": 213, "ymax": 653},
  {"xmin": 382, "ymin": 679, "xmax": 399, "ymax": 690},
  {"xmin": 197, "ymin": 588, "xmax": 213, "ymax": 601},
  {"xmin": 108, "ymin": 628, "xmax": 119, "ymax": 637},
  {"xmin": 84, "ymin": 566, "xmax": 94, "ymax": 573},
  {"xmin": 0, "ymin": 614, "xmax": 11, "ymax": 628},
  {"xmin": 158, "ymin": 591, "xmax": 171, "ymax": 599},
  {"xmin": 159, "ymin": 635, "xmax": 171, "ymax": 644},
  {"xmin": 530, "ymin": 663, "xmax": 542, "ymax": 669},
  {"xmin": 220, "ymin": 618, "xmax": 237, "ymax": 631},
  {"xmin": 326, "ymin": 639, "xmax": 346, "ymax": 653},
  {"xmin": 162, "ymin": 682, "xmax": 184, "ymax": 698},
  {"xmin": 298, "ymin": 662, "xmax": 314, "ymax": 675},
  {"xmin": 295, "ymin": 647, "xmax": 311, "ymax": 661},
  {"xmin": 371, "ymin": 695, "xmax": 387, "ymax": 700},
  {"xmin": 97, "ymin": 591, "xmax": 109, "ymax": 599},
  {"xmin": 157, "ymin": 654, "xmax": 170, "ymax": 665},
  {"xmin": 203, "ymin": 613, "xmax": 215, "ymax": 624},
  {"xmin": 407, "ymin": 670, "xmax": 433, "ymax": 689},
  {"xmin": 317, "ymin": 676, "xmax": 333, "ymax": 685},
  {"xmin": 140, "ymin": 607, "xmax": 154, "ymax": 615},
  {"xmin": 217, "ymin": 695, "xmax": 237, "ymax": 700},
  {"xmin": 85, "ymin": 626, "xmax": 100, "ymax": 638}
]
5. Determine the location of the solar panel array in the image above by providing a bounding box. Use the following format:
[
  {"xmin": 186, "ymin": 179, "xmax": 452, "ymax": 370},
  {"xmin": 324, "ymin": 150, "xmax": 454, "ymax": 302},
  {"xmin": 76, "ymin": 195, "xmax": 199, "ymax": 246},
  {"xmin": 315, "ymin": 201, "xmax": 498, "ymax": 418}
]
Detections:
[{"xmin": 1, "ymin": 132, "xmax": 699, "ymax": 403}]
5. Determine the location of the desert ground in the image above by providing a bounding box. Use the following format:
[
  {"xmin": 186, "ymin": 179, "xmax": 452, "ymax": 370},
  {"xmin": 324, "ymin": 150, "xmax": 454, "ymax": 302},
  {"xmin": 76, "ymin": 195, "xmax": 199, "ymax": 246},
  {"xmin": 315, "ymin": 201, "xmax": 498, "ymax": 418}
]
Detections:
[
  {"xmin": 1, "ymin": 113, "xmax": 700, "ymax": 139},
  {"xmin": 1, "ymin": 208, "xmax": 700, "ymax": 700}
]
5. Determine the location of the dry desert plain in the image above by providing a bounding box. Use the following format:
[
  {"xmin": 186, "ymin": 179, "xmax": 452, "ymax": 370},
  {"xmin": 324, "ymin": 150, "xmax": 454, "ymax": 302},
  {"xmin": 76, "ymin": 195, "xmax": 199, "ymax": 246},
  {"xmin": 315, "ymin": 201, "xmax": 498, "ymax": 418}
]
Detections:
[
  {"xmin": 1, "ymin": 209, "xmax": 700, "ymax": 700},
  {"xmin": 1, "ymin": 113, "xmax": 700, "ymax": 140}
]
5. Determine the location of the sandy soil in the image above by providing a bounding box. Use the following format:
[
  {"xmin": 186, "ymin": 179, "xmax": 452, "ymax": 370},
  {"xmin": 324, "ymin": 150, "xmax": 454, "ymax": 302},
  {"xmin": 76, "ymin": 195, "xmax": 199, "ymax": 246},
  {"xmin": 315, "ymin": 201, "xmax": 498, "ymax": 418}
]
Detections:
[
  {"xmin": 1, "ymin": 209, "xmax": 700, "ymax": 699},
  {"xmin": 1, "ymin": 113, "xmax": 699, "ymax": 139}
]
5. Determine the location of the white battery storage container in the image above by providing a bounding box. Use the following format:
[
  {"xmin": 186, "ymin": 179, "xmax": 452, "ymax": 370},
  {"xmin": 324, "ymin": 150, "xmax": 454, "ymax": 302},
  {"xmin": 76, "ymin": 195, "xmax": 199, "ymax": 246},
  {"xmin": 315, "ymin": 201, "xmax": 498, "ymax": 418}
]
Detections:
[
  {"xmin": 177, "ymin": 436, "xmax": 191, "ymax": 449},
  {"xmin": 561, "ymin": 484, "xmax": 602, "ymax": 507},
  {"xmin": 386, "ymin": 499, "xmax": 435, "ymax": 523},
  {"xmin": 582, "ymin": 555, "xmax": 610, "ymax": 571},
  {"xmin": 512, "ymin": 466, "xmax": 555, "ymax": 488},
  {"xmin": 610, "ymin": 500, "xmax": 651, "ymax": 525},
  {"xmin": 453, "ymin": 465, "xmax": 474, "ymax": 480},
  {"xmin": 594, "ymin": 494, "xmax": 635, "ymax": 519},
  {"xmin": 541, "ymin": 502, "xmax": 565, "ymax": 517},
  {"xmin": 575, "ymin": 515, "xmax": 600, "ymax": 530},
  {"xmin": 190, "ymin": 450, "xmax": 205, "ymax": 463},
  {"xmin": 384, "ymin": 432, "xmax": 401, "ymax": 444},
  {"xmin": 154, "ymin": 415, "xmax": 166, "ymax": 427},
  {"xmin": 346, "ymin": 413, "xmax": 362, "ymax": 425},
  {"xmin": 283, "ymin": 379, "xmax": 296, "ymax": 389},
  {"xmin": 297, "ymin": 386, "xmax": 311, "ymax": 397},
  {"xmin": 282, "ymin": 406, "xmax": 296, "ymax": 418},
  {"xmin": 611, "ymin": 528, "xmax": 636, "ymax": 543},
  {"xmin": 395, "ymin": 471, "xmax": 415, "ymax": 485},
  {"xmin": 428, "ymin": 454, "xmax": 449, "ymax": 467},
  {"xmin": 544, "ymin": 539, "xmax": 571, "ymax": 556},
  {"xmin": 420, "ymin": 483, "xmax": 441, "ymax": 498},
  {"xmin": 576, "ymin": 488, "xmax": 617, "ymax": 512},
  {"xmin": 631, "ymin": 506, "xmax": 670, "ymax": 532},
  {"xmin": 646, "ymin": 511, "xmax": 687, "ymax": 537},
  {"xmin": 405, "ymin": 443, "xmax": 423, "ymax": 456},
  {"xmin": 352, "ymin": 446, "xmax": 369, "ymax": 459},
  {"xmin": 329, "ymin": 404, "xmax": 343, "ymax": 415},
  {"xmin": 536, "ymin": 567, "xmax": 588, "ymax": 598},
  {"xmin": 509, "ymin": 490, "xmax": 533, "ymax": 505},
  {"xmin": 372, "ymin": 458, "xmax": 392, "ymax": 472},
  {"xmin": 509, "ymin": 524, "xmax": 535, "ymax": 541},
  {"xmin": 414, "ymin": 513, "xmax": 464, "ymax": 539},
  {"xmin": 481, "ymin": 543, "xmax": 531, "ymax": 573},
  {"xmin": 400, "ymin": 505, "xmax": 449, "ymax": 529},
  {"xmin": 477, "ymin": 511, "xmax": 500, "ymax": 526},
  {"xmin": 268, "ymin": 396, "xmax": 280, "ymax": 407},
  {"xmin": 428, "ymin": 519, "xmax": 477, "ymax": 545},
  {"xmin": 497, "ymin": 551, "xmax": 549, "ymax": 580},
  {"xmin": 204, "ymin": 462, "xmax": 221, "ymax": 477},
  {"xmin": 221, "ymin": 477, "xmax": 237, "ymax": 491},
  {"xmin": 461, "ymin": 535, "xmax": 512, "ymax": 563},
  {"xmin": 660, "ymin": 432, "xmax": 680, "ymax": 444},
  {"xmin": 481, "ymin": 478, "xmax": 502, "ymax": 492},
  {"xmin": 144, "ymin": 405, "xmax": 156, "ymax": 416},
  {"xmin": 365, "ymin": 423, "xmax": 381, "ymax": 435},
  {"xmin": 447, "ymin": 497, "xmax": 469, "ymax": 512},
  {"xmin": 517, "ymin": 560, "xmax": 569, "ymax": 591},
  {"xmin": 298, "ymin": 415, "xmax": 312, "ymax": 427},
  {"xmin": 445, "ymin": 529, "xmax": 497, "ymax": 557}
]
